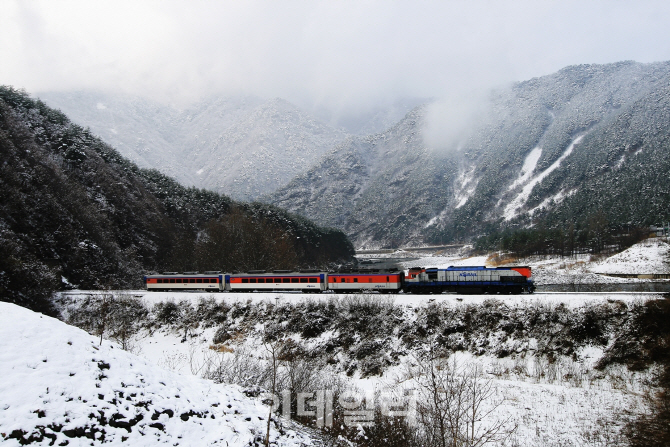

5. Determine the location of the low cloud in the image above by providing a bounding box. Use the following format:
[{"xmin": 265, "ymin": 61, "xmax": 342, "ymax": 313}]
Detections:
[
  {"xmin": 422, "ymin": 88, "xmax": 494, "ymax": 152},
  {"xmin": 2, "ymin": 0, "xmax": 670, "ymax": 124}
]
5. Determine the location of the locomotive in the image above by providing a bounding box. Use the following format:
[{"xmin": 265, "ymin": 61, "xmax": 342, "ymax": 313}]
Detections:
[{"xmin": 144, "ymin": 265, "xmax": 534, "ymax": 294}]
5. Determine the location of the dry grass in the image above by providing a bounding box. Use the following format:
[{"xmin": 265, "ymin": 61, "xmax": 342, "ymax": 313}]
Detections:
[
  {"xmin": 487, "ymin": 253, "xmax": 520, "ymax": 266},
  {"xmin": 209, "ymin": 344, "xmax": 235, "ymax": 353}
]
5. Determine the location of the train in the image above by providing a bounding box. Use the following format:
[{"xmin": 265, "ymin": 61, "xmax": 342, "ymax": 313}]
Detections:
[{"xmin": 144, "ymin": 265, "xmax": 535, "ymax": 294}]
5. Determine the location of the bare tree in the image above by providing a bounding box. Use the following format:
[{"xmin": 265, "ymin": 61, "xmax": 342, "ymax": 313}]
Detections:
[
  {"xmin": 405, "ymin": 348, "xmax": 516, "ymax": 447},
  {"xmin": 107, "ymin": 292, "xmax": 147, "ymax": 352}
]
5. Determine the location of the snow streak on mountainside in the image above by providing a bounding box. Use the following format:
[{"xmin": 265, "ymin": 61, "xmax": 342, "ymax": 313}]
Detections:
[
  {"xmin": 502, "ymin": 134, "xmax": 584, "ymax": 221},
  {"xmin": 38, "ymin": 92, "xmax": 348, "ymax": 201},
  {"xmin": 271, "ymin": 61, "xmax": 670, "ymax": 247}
]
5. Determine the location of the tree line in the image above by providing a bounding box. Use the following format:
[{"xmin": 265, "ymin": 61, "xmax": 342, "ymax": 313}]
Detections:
[{"xmin": 474, "ymin": 210, "xmax": 651, "ymax": 258}]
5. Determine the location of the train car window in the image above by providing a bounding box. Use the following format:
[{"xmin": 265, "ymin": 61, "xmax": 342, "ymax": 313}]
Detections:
[
  {"xmin": 354, "ymin": 278, "xmax": 358, "ymax": 283},
  {"xmin": 369, "ymin": 278, "xmax": 372, "ymax": 282},
  {"xmin": 157, "ymin": 279, "xmax": 163, "ymax": 284},
  {"xmin": 203, "ymin": 279, "xmax": 210, "ymax": 283},
  {"xmin": 170, "ymin": 279, "xmax": 176, "ymax": 284},
  {"xmin": 386, "ymin": 276, "xmax": 389, "ymax": 282},
  {"xmin": 283, "ymin": 278, "xmax": 291, "ymax": 283},
  {"xmin": 196, "ymin": 279, "xmax": 202, "ymax": 283},
  {"xmin": 250, "ymin": 278, "xmax": 257, "ymax": 283},
  {"xmin": 242, "ymin": 278, "xmax": 249, "ymax": 283},
  {"xmin": 257, "ymin": 278, "xmax": 265, "ymax": 283},
  {"xmin": 291, "ymin": 278, "xmax": 299, "ymax": 283},
  {"xmin": 309, "ymin": 278, "xmax": 317, "ymax": 283},
  {"xmin": 341, "ymin": 278, "xmax": 346, "ymax": 283},
  {"xmin": 190, "ymin": 279, "xmax": 196, "ymax": 283},
  {"xmin": 300, "ymin": 278, "xmax": 308, "ymax": 283},
  {"xmin": 176, "ymin": 279, "xmax": 182, "ymax": 283}
]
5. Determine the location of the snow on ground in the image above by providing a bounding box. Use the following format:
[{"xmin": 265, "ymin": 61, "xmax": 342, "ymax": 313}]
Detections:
[
  {"xmin": 59, "ymin": 289, "xmax": 660, "ymax": 446},
  {"xmin": 0, "ymin": 302, "xmax": 315, "ymax": 446},
  {"xmin": 590, "ymin": 238, "xmax": 670, "ymax": 275},
  {"xmin": 14, "ymin": 238, "xmax": 666, "ymax": 445}
]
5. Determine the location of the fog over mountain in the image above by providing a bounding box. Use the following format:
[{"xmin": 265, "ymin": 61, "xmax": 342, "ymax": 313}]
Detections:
[
  {"xmin": 39, "ymin": 92, "xmax": 353, "ymax": 201},
  {"xmin": 270, "ymin": 61, "xmax": 670, "ymax": 248},
  {"xmin": 35, "ymin": 61, "xmax": 670, "ymax": 249}
]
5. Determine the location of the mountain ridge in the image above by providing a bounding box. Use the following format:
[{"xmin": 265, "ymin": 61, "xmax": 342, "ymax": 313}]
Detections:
[{"xmin": 271, "ymin": 60, "xmax": 670, "ymax": 248}]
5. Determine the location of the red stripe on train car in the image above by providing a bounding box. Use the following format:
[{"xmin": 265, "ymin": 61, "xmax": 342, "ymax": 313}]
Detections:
[
  {"xmin": 328, "ymin": 274, "xmax": 402, "ymax": 283},
  {"xmin": 511, "ymin": 267, "xmax": 532, "ymax": 278}
]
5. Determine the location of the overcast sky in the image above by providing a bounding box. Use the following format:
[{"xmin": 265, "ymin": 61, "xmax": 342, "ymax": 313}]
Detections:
[{"xmin": 2, "ymin": 0, "xmax": 670, "ymax": 121}]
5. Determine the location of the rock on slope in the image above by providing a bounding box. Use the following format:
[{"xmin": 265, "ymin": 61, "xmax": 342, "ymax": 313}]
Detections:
[{"xmin": 0, "ymin": 302, "xmax": 314, "ymax": 446}]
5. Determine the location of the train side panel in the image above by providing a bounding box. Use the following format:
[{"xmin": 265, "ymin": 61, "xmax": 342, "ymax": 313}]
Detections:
[
  {"xmin": 226, "ymin": 273, "xmax": 327, "ymax": 292},
  {"xmin": 328, "ymin": 272, "xmax": 403, "ymax": 293},
  {"xmin": 145, "ymin": 274, "xmax": 223, "ymax": 291},
  {"xmin": 404, "ymin": 266, "xmax": 534, "ymax": 294}
]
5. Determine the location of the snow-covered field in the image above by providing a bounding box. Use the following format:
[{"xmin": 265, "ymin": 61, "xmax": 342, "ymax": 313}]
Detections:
[
  {"xmin": 54, "ymin": 290, "xmax": 660, "ymax": 446},
  {"xmin": 0, "ymin": 303, "xmax": 315, "ymax": 446},
  {"xmin": 3, "ymin": 238, "xmax": 668, "ymax": 446}
]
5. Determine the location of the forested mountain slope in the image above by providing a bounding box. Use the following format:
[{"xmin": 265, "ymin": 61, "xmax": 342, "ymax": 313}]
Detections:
[
  {"xmin": 270, "ymin": 61, "xmax": 670, "ymax": 248},
  {"xmin": 38, "ymin": 92, "xmax": 348, "ymax": 201},
  {"xmin": 0, "ymin": 86, "xmax": 354, "ymax": 314}
]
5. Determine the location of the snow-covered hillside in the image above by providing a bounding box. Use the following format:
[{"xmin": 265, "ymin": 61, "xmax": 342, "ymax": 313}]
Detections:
[
  {"xmin": 271, "ymin": 61, "xmax": 670, "ymax": 247},
  {"xmin": 0, "ymin": 303, "xmax": 315, "ymax": 446},
  {"xmin": 590, "ymin": 238, "xmax": 670, "ymax": 275},
  {"xmin": 37, "ymin": 92, "xmax": 348, "ymax": 201}
]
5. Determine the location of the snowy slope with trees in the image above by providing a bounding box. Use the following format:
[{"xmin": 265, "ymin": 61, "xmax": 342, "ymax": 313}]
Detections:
[
  {"xmin": 0, "ymin": 302, "xmax": 316, "ymax": 446},
  {"xmin": 38, "ymin": 62, "xmax": 670, "ymax": 248},
  {"xmin": 271, "ymin": 61, "xmax": 670, "ymax": 248},
  {"xmin": 38, "ymin": 92, "xmax": 348, "ymax": 201}
]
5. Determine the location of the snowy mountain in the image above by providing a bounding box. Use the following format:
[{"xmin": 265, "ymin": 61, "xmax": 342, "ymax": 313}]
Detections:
[
  {"xmin": 0, "ymin": 86, "xmax": 354, "ymax": 313},
  {"xmin": 270, "ymin": 61, "xmax": 670, "ymax": 248},
  {"xmin": 38, "ymin": 92, "xmax": 348, "ymax": 201},
  {"xmin": 38, "ymin": 61, "xmax": 670, "ymax": 248},
  {"xmin": 0, "ymin": 302, "xmax": 315, "ymax": 446},
  {"xmin": 268, "ymin": 106, "xmax": 456, "ymax": 249}
]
